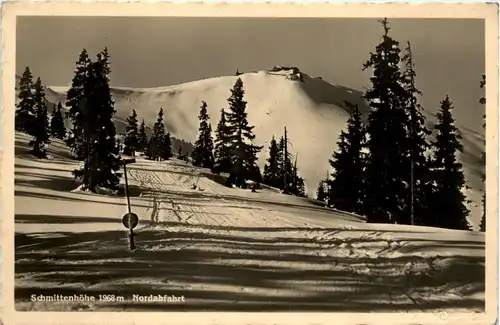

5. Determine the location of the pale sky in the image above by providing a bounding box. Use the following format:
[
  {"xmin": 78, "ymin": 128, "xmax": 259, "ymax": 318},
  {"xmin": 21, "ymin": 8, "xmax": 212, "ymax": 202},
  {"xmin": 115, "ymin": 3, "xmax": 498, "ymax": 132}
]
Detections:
[{"xmin": 16, "ymin": 17, "xmax": 485, "ymax": 133}]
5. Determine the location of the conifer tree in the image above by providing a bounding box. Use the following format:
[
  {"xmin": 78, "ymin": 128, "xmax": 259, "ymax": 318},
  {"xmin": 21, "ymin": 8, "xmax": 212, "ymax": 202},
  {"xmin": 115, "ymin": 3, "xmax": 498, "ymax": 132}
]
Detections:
[
  {"xmin": 50, "ymin": 102, "xmax": 66, "ymax": 140},
  {"xmin": 93, "ymin": 48, "xmax": 121, "ymax": 189},
  {"xmin": 263, "ymin": 136, "xmax": 280, "ymax": 188},
  {"xmin": 138, "ymin": 119, "xmax": 148, "ymax": 153},
  {"xmin": 289, "ymin": 155, "xmax": 306, "ymax": 197},
  {"xmin": 276, "ymin": 136, "xmax": 285, "ymax": 189},
  {"xmin": 117, "ymin": 138, "xmax": 122, "ymax": 153},
  {"xmin": 123, "ymin": 109, "xmax": 139, "ymax": 156},
  {"xmin": 316, "ymin": 180, "xmax": 328, "ymax": 202},
  {"xmin": 72, "ymin": 97, "xmax": 95, "ymax": 189},
  {"xmin": 224, "ymin": 78, "xmax": 263, "ymax": 187},
  {"xmin": 401, "ymin": 41, "xmax": 434, "ymax": 226},
  {"xmin": 429, "ymin": 96, "xmax": 470, "ymax": 230},
  {"xmin": 177, "ymin": 146, "xmax": 183, "ymax": 158},
  {"xmin": 15, "ymin": 66, "xmax": 36, "ymax": 133},
  {"xmin": 147, "ymin": 108, "xmax": 166, "ymax": 160},
  {"xmin": 66, "ymin": 49, "xmax": 92, "ymax": 160},
  {"xmin": 72, "ymin": 49, "xmax": 121, "ymax": 192},
  {"xmin": 192, "ymin": 101, "xmax": 215, "ymax": 169},
  {"xmin": 272, "ymin": 129, "xmax": 305, "ymax": 196},
  {"xmin": 100, "ymin": 46, "xmax": 111, "ymax": 75},
  {"xmin": 328, "ymin": 105, "xmax": 365, "ymax": 214},
  {"xmin": 276, "ymin": 135, "xmax": 290, "ymax": 191},
  {"xmin": 480, "ymin": 74, "xmax": 486, "ymax": 232},
  {"xmin": 213, "ymin": 109, "xmax": 232, "ymax": 174},
  {"xmin": 161, "ymin": 132, "xmax": 173, "ymax": 160},
  {"xmin": 282, "ymin": 129, "xmax": 291, "ymax": 194},
  {"xmin": 277, "ymin": 128, "xmax": 295, "ymax": 194},
  {"xmin": 29, "ymin": 78, "xmax": 51, "ymax": 158},
  {"xmin": 361, "ymin": 18, "xmax": 410, "ymax": 223},
  {"xmin": 249, "ymin": 165, "xmax": 263, "ymax": 184}
]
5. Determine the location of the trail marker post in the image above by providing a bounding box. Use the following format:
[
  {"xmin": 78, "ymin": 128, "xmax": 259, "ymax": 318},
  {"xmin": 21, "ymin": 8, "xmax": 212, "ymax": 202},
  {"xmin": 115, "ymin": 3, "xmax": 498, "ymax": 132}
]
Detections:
[{"xmin": 120, "ymin": 158, "xmax": 138, "ymax": 251}]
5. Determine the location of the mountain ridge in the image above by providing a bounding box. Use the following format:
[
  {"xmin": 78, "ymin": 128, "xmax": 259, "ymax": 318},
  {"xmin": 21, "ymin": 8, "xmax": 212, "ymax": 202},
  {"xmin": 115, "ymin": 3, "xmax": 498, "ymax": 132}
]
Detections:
[{"xmin": 15, "ymin": 67, "xmax": 485, "ymax": 228}]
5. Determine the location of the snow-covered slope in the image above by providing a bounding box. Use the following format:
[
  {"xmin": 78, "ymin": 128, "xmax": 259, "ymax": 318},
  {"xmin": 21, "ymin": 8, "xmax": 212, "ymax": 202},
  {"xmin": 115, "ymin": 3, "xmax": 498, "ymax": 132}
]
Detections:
[
  {"xmin": 17, "ymin": 67, "xmax": 485, "ymax": 228},
  {"xmin": 14, "ymin": 132, "xmax": 485, "ymax": 312}
]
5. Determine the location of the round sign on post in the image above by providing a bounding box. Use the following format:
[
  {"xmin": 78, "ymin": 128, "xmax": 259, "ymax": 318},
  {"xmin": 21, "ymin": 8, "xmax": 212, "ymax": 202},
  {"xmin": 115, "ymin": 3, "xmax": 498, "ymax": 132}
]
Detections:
[{"xmin": 122, "ymin": 212, "xmax": 139, "ymax": 230}]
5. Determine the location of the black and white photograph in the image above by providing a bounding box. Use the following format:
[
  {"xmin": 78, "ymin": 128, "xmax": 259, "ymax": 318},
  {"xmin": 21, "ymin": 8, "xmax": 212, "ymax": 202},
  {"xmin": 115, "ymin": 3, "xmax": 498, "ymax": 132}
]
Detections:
[{"xmin": 10, "ymin": 6, "xmax": 495, "ymax": 315}]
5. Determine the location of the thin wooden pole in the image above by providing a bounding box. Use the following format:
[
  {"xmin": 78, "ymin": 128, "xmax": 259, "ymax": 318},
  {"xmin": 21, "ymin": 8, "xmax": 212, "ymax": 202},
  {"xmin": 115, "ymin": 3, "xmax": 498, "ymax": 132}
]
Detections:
[{"xmin": 123, "ymin": 163, "xmax": 135, "ymax": 250}]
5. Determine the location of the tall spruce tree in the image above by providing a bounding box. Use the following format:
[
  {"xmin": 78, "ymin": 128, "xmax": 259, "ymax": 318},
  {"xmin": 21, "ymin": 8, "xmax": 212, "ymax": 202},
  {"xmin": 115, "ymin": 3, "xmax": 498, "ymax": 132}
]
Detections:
[
  {"xmin": 278, "ymin": 128, "xmax": 295, "ymax": 194},
  {"xmin": 72, "ymin": 49, "xmax": 121, "ymax": 192},
  {"xmin": 224, "ymin": 78, "xmax": 263, "ymax": 187},
  {"xmin": 15, "ymin": 66, "xmax": 36, "ymax": 133},
  {"xmin": 94, "ymin": 48, "xmax": 121, "ymax": 189},
  {"xmin": 29, "ymin": 78, "xmax": 51, "ymax": 158},
  {"xmin": 263, "ymin": 136, "xmax": 280, "ymax": 188},
  {"xmin": 289, "ymin": 155, "xmax": 306, "ymax": 197},
  {"xmin": 138, "ymin": 119, "xmax": 148, "ymax": 153},
  {"xmin": 147, "ymin": 108, "xmax": 166, "ymax": 160},
  {"xmin": 316, "ymin": 180, "xmax": 328, "ymax": 202},
  {"xmin": 73, "ymin": 97, "xmax": 94, "ymax": 188},
  {"xmin": 328, "ymin": 105, "xmax": 365, "ymax": 214},
  {"xmin": 213, "ymin": 109, "xmax": 232, "ymax": 174},
  {"xmin": 161, "ymin": 132, "xmax": 173, "ymax": 160},
  {"xmin": 480, "ymin": 74, "xmax": 486, "ymax": 232},
  {"xmin": 282, "ymin": 129, "xmax": 290, "ymax": 193},
  {"xmin": 66, "ymin": 49, "xmax": 92, "ymax": 160},
  {"xmin": 429, "ymin": 96, "xmax": 470, "ymax": 230},
  {"xmin": 50, "ymin": 102, "xmax": 66, "ymax": 139},
  {"xmin": 123, "ymin": 109, "xmax": 139, "ymax": 156},
  {"xmin": 276, "ymin": 135, "xmax": 289, "ymax": 191},
  {"xmin": 249, "ymin": 165, "xmax": 263, "ymax": 184},
  {"xmin": 361, "ymin": 18, "xmax": 410, "ymax": 223},
  {"xmin": 192, "ymin": 101, "xmax": 215, "ymax": 169},
  {"xmin": 401, "ymin": 41, "xmax": 434, "ymax": 226},
  {"xmin": 273, "ymin": 129, "xmax": 305, "ymax": 196}
]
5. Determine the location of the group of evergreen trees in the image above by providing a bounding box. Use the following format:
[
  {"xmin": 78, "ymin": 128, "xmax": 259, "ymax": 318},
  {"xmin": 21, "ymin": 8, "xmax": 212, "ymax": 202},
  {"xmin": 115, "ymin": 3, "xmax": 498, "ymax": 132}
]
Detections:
[
  {"xmin": 191, "ymin": 78, "xmax": 268, "ymax": 189},
  {"xmin": 191, "ymin": 101, "xmax": 215, "ymax": 168},
  {"xmin": 205, "ymin": 77, "xmax": 305, "ymax": 195},
  {"xmin": 145, "ymin": 108, "xmax": 173, "ymax": 160},
  {"xmin": 16, "ymin": 48, "xmax": 123, "ymax": 193},
  {"xmin": 64, "ymin": 47, "xmax": 122, "ymax": 192},
  {"xmin": 262, "ymin": 128, "xmax": 306, "ymax": 196},
  {"xmin": 16, "ymin": 47, "xmax": 178, "ymax": 194},
  {"xmin": 122, "ymin": 108, "xmax": 173, "ymax": 161},
  {"xmin": 15, "ymin": 67, "xmax": 67, "ymax": 158},
  {"xmin": 123, "ymin": 110, "xmax": 139, "ymax": 156},
  {"xmin": 317, "ymin": 19, "xmax": 476, "ymax": 231}
]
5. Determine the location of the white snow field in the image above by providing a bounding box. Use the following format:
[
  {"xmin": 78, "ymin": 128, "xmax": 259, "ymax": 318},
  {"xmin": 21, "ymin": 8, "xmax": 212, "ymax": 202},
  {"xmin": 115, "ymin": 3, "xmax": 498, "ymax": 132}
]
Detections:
[
  {"xmin": 14, "ymin": 132, "xmax": 485, "ymax": 312},
  {"xmin": 37, "ymin": 68, "xmax": 485, "ymax": 229}
]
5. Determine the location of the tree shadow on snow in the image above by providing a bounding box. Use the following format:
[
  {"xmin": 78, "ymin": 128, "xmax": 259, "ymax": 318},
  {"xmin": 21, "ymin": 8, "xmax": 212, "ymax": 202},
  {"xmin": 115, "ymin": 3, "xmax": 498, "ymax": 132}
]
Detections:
[
  {"xmin": 15, "ymin": 224, "xmax": 485, "ymax": 312},
  {"xmin": 15, "ymin": 214, "xmax": 121, "ymax": 225},
  {"xmin": 15, "ymin": 167, "xmax": 144, "ymax": 199},
  {"xmin": 14, "ymin": 189, "xmax": 150, "ymax": 213},
  {"xmin": 15, "ymin": 134, "xmax": 75, "ymax": 161},
  {"xmin": 15, "ymin": 171, "xmax": 81, "ymax": 192}
]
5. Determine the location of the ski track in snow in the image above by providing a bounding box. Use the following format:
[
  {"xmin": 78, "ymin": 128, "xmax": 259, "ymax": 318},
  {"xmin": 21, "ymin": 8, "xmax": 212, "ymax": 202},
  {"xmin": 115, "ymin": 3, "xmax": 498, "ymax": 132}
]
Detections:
[{"xmin": 14, "ymin": 133, "xmax": 485, "ymax": 312}]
